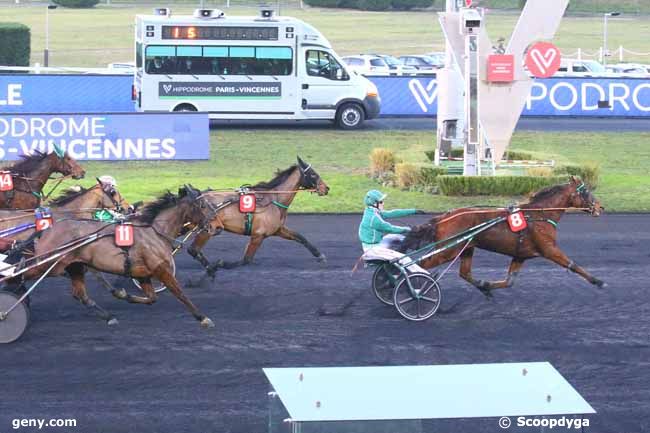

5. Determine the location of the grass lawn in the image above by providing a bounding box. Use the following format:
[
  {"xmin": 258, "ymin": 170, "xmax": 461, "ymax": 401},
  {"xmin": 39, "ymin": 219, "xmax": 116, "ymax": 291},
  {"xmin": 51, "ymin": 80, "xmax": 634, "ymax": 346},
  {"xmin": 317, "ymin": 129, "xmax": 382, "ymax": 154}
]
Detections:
[
  {"xmin": 0, "ymin": 5, "xmax": 649, "ymax": 66},
  {"xmin": 57, "ymin": 129, "xmax": 650, "ymax": 213}
]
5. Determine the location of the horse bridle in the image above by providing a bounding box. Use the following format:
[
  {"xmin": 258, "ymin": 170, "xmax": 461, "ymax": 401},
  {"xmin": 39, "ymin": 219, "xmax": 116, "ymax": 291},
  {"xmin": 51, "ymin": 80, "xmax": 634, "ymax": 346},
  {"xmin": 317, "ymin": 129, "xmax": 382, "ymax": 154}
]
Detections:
[
  {"xmin": 298, "ymin": 163, "xmax": 319, "ymax": 190},
  {"xmin": 99, "ymin": 183, "xmax": 126, "ymax": 213},
  {"xmin": 573, "ymin": 183, "xmax": 598, "ymax": 214}
]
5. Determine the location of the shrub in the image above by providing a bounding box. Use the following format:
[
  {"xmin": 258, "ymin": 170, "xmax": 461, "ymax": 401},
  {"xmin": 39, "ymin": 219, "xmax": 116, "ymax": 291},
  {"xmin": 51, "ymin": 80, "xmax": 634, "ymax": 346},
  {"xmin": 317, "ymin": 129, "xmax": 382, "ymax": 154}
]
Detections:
[
  {"xmin": 53, "ymin": 0, "xmax": 101, "ymax": 7},
  {"xmin": 502, "ymin": 150, "xmax": 535, "ymax": 160},
  {"xmin": 553, "ymin": 162, "xmax": 601, "ymax": 188},
  {"xmin": 526, "ymin": 167, "xmax": 554, "ymax": 177},
  {"xmin": 356, "ymin": 0, "xmax": 392, "ymax": 10},
  {"xmin": 369, "ymin": 148, "xmax": 396, "ymax": 179},
  {"xmin": 0, "ymin": 23, "xmax": 30, "ymax": 67},
  {"xmin": 304, "ymin": 0, "xmax": 340, "ymax": 6},
  {"xmin": 391, "ymin": 0, "xmax": 434, "ymax": 10},
  {"xmin": 420, "ymin": 166, "xmax": 447, "ymax": 185},
  {"xmin": 395, "ymin": 163, "xmax": 422, "ymax": 189},
  {"xmin": 437, "ymin": 175, "xmax": 567, "ymax": 196}
]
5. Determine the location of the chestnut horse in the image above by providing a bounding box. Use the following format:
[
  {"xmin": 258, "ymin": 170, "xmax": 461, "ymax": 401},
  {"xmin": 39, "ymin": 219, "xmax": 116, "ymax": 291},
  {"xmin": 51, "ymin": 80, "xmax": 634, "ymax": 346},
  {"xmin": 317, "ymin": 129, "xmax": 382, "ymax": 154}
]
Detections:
[
  {"xmin": 187, "ymin": 157, "xmax": 330, "ymax": 274},
  {"xmin": 19, "ymin": 186, "xmax": 219, "ymax": 328},
  {"xmin": 399, "ymin": 177, "xmax": 606, "ymax": 297},
  {"xmin": 0, "ymin": 149, "xmax": 86, "ymax": 209}
]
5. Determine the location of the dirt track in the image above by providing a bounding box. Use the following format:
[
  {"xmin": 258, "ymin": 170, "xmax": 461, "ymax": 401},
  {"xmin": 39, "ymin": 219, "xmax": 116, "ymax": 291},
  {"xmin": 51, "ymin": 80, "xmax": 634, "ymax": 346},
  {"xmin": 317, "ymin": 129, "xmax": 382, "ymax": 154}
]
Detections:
[{"xmin": 1, "ymin": 214, "xmax": 648, "ymax": 433}]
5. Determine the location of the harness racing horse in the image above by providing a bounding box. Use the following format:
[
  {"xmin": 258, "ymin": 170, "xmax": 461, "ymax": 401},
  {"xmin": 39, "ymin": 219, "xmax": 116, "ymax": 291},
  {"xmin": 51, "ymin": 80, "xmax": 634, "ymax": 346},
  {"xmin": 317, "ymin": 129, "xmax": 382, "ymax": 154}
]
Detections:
[
  {"xmin": 20, "ymin": 186, "xmax": 220, "ymax": 328},
  {"xmin": 399, "ymin": 177, "xmax": 606, "ymax": 297},
  {"xmin": 0, "ymin": 148, "xmax": 86, "ymax": 209},
  {"xmin": 187, "ymin": 157, "xmax": 330, "ymax": 274}
]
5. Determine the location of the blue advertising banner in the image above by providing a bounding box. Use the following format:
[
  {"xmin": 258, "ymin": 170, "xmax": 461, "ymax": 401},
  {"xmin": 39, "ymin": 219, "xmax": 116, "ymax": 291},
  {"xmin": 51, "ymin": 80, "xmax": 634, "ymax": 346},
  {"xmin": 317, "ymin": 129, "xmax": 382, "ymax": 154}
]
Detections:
[
  {"xmin": 0, "ymin": 113, "xmax": 209, "ymax": 161},
  {"xmin": 1, "ymin": 73, "xmax": 649, "ymax": 118},
  {"xmin": 0, "ymin": 74, "xmax": 135, "ymax": 113}
]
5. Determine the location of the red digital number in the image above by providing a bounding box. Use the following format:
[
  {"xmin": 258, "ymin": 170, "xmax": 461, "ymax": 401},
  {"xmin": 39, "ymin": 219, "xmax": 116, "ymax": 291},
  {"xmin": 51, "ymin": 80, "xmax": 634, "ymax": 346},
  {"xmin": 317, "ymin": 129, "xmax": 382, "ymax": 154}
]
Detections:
[
  {"xmin": 35, "ymin": 217, "xmax": 53, "ymax": 232},
  {"xmin": 507, "ymin": 211, "xmax": 528, "ymax": 232},
  {"xmin": 115, "ymin": 224, "xmax": 134, "ymax": 247},
  {"xmin": 0, "ymin": 172, "xmax": 13, "ymax": 192},
  {"xmin": 239, "ymin": 194, "xmax": 256, "ymax": 213}
]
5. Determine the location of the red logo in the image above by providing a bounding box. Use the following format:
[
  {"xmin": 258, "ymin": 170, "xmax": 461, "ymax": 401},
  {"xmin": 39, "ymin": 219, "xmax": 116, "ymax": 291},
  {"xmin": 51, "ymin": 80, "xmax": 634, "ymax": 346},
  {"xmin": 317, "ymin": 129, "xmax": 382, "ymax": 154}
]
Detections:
[
  {"xmin": 507, "ymin": 211, "xmax": 528, "ymax": 232},
  {"xmin": 239, "ymin": 194, "xmax": 256, "ymax": 213},
  {"xmin": 525, "ymin": 42, "xmax": 561, "ymax": 78},
  {"xmin": 465, "ymin": 0, "xmax": 472, "ymax": 6},
  {"xmin": 487, "ymin": 54, "xmax": 515, "ymax": 82},
  {"xmin": 115, "ymin": 224, "xmax": 134, "ymax": 247},
  {"xmin": 0, "ymin": 172, "xmax": 13, "ymax": 192},
  {"xmin": 35, "ymin": 217, "xmax": 53, "ymax": 232}
]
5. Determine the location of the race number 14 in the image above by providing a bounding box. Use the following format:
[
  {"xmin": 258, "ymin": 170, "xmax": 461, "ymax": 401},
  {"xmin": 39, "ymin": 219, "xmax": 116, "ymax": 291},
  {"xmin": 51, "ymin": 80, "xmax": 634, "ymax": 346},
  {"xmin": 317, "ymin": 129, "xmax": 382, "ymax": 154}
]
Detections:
[
  {"xmin": 239, "ymin": 194, "xmax": 256, "ymax": 213},
  {"xmin": 507, "ymin": 211, "xmax": 528, "ymax": 232},
  {"xmin": 0, "ymin": 172, "xmax": 13, "ymax": 192},
  {"xmin": 115, "ymin": 224, "xmax": 134, "ymax": 247}
]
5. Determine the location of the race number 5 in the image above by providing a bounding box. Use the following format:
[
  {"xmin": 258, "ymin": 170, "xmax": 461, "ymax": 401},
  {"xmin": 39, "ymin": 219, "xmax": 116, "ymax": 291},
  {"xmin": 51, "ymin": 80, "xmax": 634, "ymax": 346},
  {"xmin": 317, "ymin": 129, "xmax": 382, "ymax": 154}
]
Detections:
[
  {"xmin": 0, "ymin": 172, "xmax": 13, "ymax": 192},
  {"xmin": 239, "ymin": 194, "xmax": 256, "ymax": 213},
  {"xmin": 507, "ymin": 211, "xmax": 528, "ymax": 232},
  {"xmin": 115, "ymin": 224, "xmax": 134, "ymax": 247},
  {"xmin": 35, "ymin": 217, "xmax": 53, "ymax": 232}
]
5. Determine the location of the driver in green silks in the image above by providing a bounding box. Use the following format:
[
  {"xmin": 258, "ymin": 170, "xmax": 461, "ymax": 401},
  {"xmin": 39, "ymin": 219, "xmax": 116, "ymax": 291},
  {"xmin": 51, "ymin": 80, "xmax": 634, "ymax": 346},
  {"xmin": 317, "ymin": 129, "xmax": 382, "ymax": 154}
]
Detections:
[{"xmin": 358, "ymin": 189, "xmax": 423, "ymax": 252}]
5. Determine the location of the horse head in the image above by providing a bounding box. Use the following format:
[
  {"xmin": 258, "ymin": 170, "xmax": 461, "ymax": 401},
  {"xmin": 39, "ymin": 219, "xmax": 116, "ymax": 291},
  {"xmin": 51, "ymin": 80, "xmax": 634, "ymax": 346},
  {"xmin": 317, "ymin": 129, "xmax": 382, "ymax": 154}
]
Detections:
[
  {"xmin": 96, "ymin": 177, "xmax": 130, "ymax": 213},
  {"xmin": 568, "ymin": 176, "xmax": 603, "ymax": 217},
  {"xmin": 51, "ymin": 144, "xmax": 85, "ymax": 179},
  {"xmin": 179, "ymin": 184, "xmax": 220, "ymax": 236},
  {"xmin": 297, "ymin": 156, "xmax": 329, "ymax": 196}
]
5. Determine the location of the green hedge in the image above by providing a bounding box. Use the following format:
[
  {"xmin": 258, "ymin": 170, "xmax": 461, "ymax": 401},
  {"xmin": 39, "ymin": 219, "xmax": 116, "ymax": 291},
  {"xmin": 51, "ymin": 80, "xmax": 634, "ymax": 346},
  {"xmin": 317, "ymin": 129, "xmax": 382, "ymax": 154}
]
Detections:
[
  {"xmin": 52, "ymin": 0, "xmax": 100, "ymax": 8},
  {"xmin": 0, "ymin": 23, "xmax": 30, "ymax": 67},
  {"xmin": 427, "ymin": 148, "xmax": 536, "ymax": 161},
  {"xmin": 305, "ymin": 0, "xmax": 432, "ymax": 10},
  {"xmin": 553, "ymin": 163, "xmax": 600, "ymax": 188},
  {"xmin": 437, "ymin": 175, "xmax": 567, "ymax": 196}
]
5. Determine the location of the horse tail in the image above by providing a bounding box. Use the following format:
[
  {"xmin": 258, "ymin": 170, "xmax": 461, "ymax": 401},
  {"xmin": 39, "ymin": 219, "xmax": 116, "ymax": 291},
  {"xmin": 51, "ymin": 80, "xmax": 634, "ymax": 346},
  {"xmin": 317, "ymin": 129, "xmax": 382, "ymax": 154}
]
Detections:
[{"xmin": 398, "ymin": 219, "xmax": 438, "ymax": 253}]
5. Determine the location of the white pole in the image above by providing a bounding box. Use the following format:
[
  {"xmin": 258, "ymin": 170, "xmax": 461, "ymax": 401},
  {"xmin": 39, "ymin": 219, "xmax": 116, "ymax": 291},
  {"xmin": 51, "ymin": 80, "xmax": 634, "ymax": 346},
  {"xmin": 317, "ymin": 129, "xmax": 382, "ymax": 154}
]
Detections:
[
  {"xmin": 577, "ymin": 48, "xmax": 582, "ymax": 61},
  {"xmin": 619, "ymin": 45, "xmax": 623, "ymax": 62},
  {"xmin": 603, "ymin": 13, "xmax": 608, "ymax": 65},
  {"xmin": 44, "ymin": 6, "xmax": 49, "ymax": 67}
]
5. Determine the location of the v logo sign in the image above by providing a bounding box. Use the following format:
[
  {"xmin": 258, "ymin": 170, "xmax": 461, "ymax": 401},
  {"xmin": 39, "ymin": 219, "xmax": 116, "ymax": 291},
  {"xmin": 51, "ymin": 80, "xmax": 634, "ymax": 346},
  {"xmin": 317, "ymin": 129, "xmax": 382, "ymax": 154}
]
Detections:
[
  {"xmin": 163, "ymin": 84, "xmax": 173, "ymax": 93},
  {"xmin": 409, "ymin": 79, "xmax": 438, "ymax": 113}
]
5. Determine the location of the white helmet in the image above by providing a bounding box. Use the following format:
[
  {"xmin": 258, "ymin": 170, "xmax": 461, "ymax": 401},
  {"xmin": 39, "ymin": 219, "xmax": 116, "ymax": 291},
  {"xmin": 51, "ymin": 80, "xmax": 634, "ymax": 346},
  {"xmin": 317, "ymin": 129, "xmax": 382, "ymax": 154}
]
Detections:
[{"xmin": 98, "ymin": 175, "xmax": 117, "ymax": 187}]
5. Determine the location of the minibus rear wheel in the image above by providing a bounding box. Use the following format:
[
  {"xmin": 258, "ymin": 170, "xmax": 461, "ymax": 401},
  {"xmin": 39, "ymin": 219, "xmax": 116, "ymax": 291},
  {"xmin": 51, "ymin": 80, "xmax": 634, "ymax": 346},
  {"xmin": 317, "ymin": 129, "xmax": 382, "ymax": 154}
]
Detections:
[
  {"xmin": 173, "ymin": 103, "xmax": 198, "ymax": 112},
  {"xmin": 336, "ymin": 103, "xmax": 364, "ymax": 130}
]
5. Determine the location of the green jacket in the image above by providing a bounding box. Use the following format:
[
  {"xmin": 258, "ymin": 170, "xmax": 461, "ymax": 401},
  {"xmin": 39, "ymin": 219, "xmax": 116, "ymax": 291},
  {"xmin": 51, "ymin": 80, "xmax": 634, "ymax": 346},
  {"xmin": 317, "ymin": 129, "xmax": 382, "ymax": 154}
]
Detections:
[{"xmin": 358, "ymin": 207, "xmax": 416, "ymax": 248}]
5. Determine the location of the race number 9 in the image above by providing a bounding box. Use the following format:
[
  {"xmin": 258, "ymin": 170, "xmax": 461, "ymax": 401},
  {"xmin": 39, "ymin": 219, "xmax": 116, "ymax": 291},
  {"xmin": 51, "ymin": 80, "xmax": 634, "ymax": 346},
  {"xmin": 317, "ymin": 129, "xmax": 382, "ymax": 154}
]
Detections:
[
  {"xmin": 115, "ymin": 224, "xmax": 134, "ymax": 247},
  {"xmin": 0, "ymin": 172, "xmax": 13, "ymax": 192},
  {"xmin": 507, "ymin": 211, "xmax": 528, "ymax": 232},
  {"xmin": 35, "ymin": 217, "xmax": 53, "ymax": 232},
  {"xmin": 239, "ymin": 194, "xmax": 256, "ymax": 213}
]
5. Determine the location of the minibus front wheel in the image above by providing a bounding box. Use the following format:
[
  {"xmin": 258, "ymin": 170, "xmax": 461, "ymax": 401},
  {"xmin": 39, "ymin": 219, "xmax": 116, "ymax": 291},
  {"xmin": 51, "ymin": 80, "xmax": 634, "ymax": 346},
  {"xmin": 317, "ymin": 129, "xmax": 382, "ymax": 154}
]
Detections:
[
  {"xmin": 173, "ymin": 103, "xmax": 198, "ymax": 112},
  {"xmin": 336, "ymin": 103, "xmax": 364, "ymax": 130}
]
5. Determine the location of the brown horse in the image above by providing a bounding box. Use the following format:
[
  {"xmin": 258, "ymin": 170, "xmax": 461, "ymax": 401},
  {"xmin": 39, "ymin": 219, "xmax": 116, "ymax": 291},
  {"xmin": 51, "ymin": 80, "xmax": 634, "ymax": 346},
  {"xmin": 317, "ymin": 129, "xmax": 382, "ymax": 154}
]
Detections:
[
  {"xmin": 0, "ymin": 179, "xmax": 130, "ymax": 242},
  {"xmin": 21, "ymin": 186, "xmax": 219, "ymax": 328},
  {"xmin": 399, "ymin": 177, "xmax": 606, "ymax": 297},
  {"xmin": 0, "ymin": 149, "xmax": 86, "ymax": 209},
  {"xmin": 187, "ymin": 157, "xmax": 330, "ymax": 274}
]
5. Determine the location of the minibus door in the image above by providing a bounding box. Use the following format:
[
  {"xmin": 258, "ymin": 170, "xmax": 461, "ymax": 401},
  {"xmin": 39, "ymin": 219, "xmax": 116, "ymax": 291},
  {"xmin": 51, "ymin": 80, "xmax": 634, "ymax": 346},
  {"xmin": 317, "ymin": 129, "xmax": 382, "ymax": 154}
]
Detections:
[{"xmin": 300, "ymin": 48, "xmax": 352, "ymax": 118}]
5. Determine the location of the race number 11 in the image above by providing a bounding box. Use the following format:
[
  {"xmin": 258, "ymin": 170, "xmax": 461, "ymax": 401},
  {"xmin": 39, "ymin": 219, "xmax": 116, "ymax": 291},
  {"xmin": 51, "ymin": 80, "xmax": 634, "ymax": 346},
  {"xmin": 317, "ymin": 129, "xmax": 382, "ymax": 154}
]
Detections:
[
  {"xmin": 239, "ymin": 194, "xmax": 256, "ymax": 213},
  {"xmin": 115, "ymin": 224, "xmax": 134, "ymax": 247},
  {"xmin": 507, "ymin": 211, "xmax": 528, "ymax": 232},
  {"xmin": 0, "ymin": 172, "xmax": 13, "ymax": 192}
]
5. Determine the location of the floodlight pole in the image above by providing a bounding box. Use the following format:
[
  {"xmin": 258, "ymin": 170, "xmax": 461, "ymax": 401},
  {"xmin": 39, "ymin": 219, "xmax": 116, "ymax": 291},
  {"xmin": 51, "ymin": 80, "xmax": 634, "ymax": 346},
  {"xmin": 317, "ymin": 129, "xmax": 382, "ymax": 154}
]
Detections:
[
  {"xmin": 603, "ymin": 12, "xmax": 620, "ymax": 66},
  {"xmin": 44, "ymin": 5, "xmax": 57, "ymax": 67}
]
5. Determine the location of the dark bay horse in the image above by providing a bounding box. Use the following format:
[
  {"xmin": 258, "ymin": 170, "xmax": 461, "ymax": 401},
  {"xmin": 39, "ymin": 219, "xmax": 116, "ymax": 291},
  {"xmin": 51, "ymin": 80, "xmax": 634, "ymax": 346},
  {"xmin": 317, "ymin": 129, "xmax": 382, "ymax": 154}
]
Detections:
[
  {"xmin": 0, "ymin": 180, "xmax": 130, "ymax": 242},
  {"xmin": 21, "ymin": 186, "xmax": 219, "ymax": 328},
  {"xmin": 0, "ymin": 149, "xmax": 86, "ymax": 209},
  {"xmin": 399, "ymin": 177, "xmax": 606, "ymax": 297},
  {"xmin": 187, "ymin": 157, "xmax": 330, "ymax": 274}
]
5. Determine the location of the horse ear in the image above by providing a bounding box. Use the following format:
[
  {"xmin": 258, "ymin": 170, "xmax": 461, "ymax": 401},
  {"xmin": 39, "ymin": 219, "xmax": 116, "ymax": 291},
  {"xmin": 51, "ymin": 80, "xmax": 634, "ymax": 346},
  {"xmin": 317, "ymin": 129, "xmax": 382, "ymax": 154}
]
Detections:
[
  {"xmin": 96, "ymin": 177, "xmax": 103, "ymax": 186},
  {"xmin": 297, "ymin": 156, "xmax": 306, "ymax": 167},
  {"xmin": 569, "ymin": 175, "xmax": 577, "ymax": 184},
  {"xmin": 178, "ymin": 186, "xmax": 188, "ymax": 197}
]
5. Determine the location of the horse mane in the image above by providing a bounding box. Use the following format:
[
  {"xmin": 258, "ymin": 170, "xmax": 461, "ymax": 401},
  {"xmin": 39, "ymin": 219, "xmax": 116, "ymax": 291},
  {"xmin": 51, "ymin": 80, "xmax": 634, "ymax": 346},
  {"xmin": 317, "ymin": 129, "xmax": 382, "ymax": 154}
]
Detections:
[
  {"xmin": 6, "ymin": 150, "xmax": 50, "ymax": 175},
  {"xmin": 398, "ymin": 218, "xmax": 439, "ymax": 253},
  {"xmin": 251, "ymin": 165, "xmax": 298, "ymax": 190},
  {"xmin": 527, "ymin": 183, "xmax": 569, "ymax": 204},
  {"xmin": 49, "ymin": 186, "xmax": 90, "ymax": 206},
  {"xmin": 138, "ymin": 191, "xmax": 179, "ymax": 224}
]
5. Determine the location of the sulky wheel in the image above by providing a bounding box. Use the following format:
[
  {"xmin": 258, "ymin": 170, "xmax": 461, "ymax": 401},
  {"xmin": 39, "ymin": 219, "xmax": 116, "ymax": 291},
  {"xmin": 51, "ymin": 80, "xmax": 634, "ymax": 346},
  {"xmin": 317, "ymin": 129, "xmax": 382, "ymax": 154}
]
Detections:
[
  {"xmin": 132, "ymin": 259, "xmax": 176, "ymax": 294},
  {"xmin": 372, "ymin": 263, "xmax": 403, "ymax": 306},
  {"xmin": 393, "ymin": 272, "xmax": 442, "ymax": 322},
  {"xmin": 0, "ymin": 290, "xmax": 30, "ymax": 344}
]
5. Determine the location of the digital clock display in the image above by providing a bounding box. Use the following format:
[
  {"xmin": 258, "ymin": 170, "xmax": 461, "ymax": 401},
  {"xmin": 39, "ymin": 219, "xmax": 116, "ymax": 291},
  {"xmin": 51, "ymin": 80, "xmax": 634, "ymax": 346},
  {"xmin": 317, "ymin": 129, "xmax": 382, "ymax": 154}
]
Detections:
[{"xmin": 161, "ymin": 26, "xmax": 279, "ymax": 41}]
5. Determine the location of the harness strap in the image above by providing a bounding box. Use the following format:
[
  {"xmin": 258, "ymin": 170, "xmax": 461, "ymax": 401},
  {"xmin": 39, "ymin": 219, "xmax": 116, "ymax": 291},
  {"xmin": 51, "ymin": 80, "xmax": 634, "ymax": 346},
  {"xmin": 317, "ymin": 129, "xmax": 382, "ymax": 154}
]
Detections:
[
  {"xmin": 272, "ymin": 200, "xmax": 289, "ymax": 209},
  {"xmin": 244, "ymin": 212, "xmax": 253, "ymax": 236}
]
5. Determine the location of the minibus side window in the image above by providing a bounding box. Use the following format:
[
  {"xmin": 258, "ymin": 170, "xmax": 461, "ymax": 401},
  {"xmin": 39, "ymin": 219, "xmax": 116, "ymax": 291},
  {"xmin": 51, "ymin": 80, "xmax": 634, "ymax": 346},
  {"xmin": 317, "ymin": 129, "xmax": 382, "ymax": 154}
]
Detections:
[{"xmin": 306, "ymin": 50, "xmax": 349, "ymax": 81}]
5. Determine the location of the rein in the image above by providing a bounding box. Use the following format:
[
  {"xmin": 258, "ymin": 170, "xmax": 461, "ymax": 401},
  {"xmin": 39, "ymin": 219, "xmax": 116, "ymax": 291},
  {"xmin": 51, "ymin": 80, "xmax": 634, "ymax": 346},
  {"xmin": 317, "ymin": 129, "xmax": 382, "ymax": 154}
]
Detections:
[
  {"xmin": 41, "ymin": 174, "xmax": 75, "ymax": 202},
  {"xmin": 435, "ymin": 207, "xmax": 591, "ymax": 225}
]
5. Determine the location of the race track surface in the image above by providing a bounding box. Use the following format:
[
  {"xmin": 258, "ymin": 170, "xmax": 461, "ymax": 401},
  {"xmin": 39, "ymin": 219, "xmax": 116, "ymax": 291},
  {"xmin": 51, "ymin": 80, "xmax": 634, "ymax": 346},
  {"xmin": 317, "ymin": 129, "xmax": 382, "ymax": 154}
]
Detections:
[{"xmin": 1, "ymin": 214, "xmax": 648, "ymax": 433}]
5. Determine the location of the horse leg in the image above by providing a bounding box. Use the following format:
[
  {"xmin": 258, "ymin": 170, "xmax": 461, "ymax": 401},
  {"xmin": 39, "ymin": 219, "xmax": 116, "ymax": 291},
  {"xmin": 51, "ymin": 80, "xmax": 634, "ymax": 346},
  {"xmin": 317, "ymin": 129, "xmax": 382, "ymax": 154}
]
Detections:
[
  {"xmin": 219, "ymin": 235, "xmax": 265, "ymax": 269},
  {"xmin": 113, "ymin": 277, "xmax": 158, "ymax": 305},
  {"xmin": 540, "ymin": 246, "xmax": 606, "ymax": 288},
  {"xmin": 276, "ymin": 226, "xmax": 326, "ymax": 263},
  {"xmin": 461, "ymin": 253, "xmax": 526, "ymax": 297},
  {"xmin": 188, "ymin": 230, "xmax": 223, "ymax": 277},
  {"xmin": 69, "ymin": 267, "xmax": 118, "ymax": 325},
  {"xmin": 155, "ymin": 264, "xmax": 214, "ymax": 328}
]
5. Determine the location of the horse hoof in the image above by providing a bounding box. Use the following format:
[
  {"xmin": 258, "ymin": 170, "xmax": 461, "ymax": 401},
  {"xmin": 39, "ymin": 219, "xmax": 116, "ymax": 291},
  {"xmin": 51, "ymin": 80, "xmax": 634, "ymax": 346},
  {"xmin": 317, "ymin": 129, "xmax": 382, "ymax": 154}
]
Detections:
[
  {"xmin": 317, "ymin": 254, "xmax": 327, "ymax": 264},
  {"xmin": 596, "ymin": 280, "xmax": 608, "ymax": 289},
  {"xmin": 107, "ymin": 318, "xmax": 119, "ymax": 326},
  {"xmin": 200, "ymin": 318, "xmax": 215, "ymax": 329},
  {"xmin": 112, "ymin": 289, "xmax": 127, "ymax": 300}
]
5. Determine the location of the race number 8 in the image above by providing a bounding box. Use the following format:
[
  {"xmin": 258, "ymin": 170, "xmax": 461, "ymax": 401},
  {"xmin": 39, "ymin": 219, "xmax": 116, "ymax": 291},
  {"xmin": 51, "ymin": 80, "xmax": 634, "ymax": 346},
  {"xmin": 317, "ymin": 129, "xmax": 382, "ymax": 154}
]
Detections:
[
  {"xmin": 239, "ymin": 194, "xmax": 256, "ymax": 213},
  {"xmin": 507, "ymin": 211, "xmax": 527, "ymax": 232},
  {"xmin": 115, "ymin": 224, "xmax": 134, "ymax": 247},
  {"xmin": 0, "ymin": 172, "xmax": 13, "ymax": 192}
]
